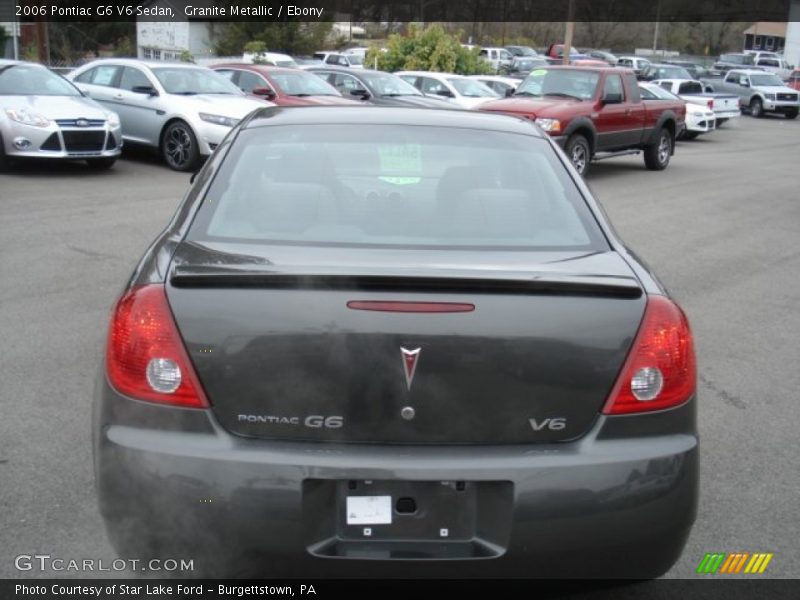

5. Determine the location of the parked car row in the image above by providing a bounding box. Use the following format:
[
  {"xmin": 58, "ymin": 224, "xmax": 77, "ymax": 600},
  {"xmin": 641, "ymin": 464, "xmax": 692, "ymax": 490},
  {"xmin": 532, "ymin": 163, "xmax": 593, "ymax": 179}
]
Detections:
[{"xmin": 3, "ymin": 55, "xmax": 797, "ymax": 175}]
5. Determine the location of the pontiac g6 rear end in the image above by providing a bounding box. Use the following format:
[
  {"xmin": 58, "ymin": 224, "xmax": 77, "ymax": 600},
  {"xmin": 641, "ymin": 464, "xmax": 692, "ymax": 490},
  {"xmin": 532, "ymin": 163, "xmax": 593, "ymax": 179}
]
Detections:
[{"xmin": 94, "ymin": 106, "xmax": 698, "ymax": 578}]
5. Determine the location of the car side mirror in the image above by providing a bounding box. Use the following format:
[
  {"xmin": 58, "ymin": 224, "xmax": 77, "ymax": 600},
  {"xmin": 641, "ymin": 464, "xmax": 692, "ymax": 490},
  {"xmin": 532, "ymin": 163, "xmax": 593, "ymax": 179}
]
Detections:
[
  {"xmin": 435, "ymin": 89, "xmax": 454, "ymax": 98},
  {"xmin": 602, "ymin": 92, "xmax": 623, "ymax": 104},
  {"xmin": 349, "ymin": 88, "xmax": 370, "ymax": 99},
  {"xmin": 505, "ymin": 88, "xmax": 515, "ymax": 97},
  {"xmin": 132, "ymin": 85, "xmax": 158, "ymax": 96},
  {"xmin": 251, "ymin": 87, "xmax": 276, "ymax": 100}
]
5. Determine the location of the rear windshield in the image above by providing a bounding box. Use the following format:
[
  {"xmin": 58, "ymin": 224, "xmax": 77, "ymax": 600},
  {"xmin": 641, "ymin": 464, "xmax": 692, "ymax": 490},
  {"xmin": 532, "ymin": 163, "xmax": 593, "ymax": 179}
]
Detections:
[
  {"xmin": 677, "ymin": 81, "xmax": 703, "ymax": 94},
  {"xmin": 189, "ymin": 125, "xmax": 607, "ymax": 251}
]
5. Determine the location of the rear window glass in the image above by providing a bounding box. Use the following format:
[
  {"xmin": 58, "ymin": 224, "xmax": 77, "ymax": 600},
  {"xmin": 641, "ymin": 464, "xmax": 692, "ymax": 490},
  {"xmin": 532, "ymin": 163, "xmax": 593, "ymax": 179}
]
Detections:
[
  {"xmin": 188, "ymin": 125, "xmax": 607, "ymax": 251},
  {"xmin": 678, "ymin": 81, "xmax": 703, "ymax": 94}
]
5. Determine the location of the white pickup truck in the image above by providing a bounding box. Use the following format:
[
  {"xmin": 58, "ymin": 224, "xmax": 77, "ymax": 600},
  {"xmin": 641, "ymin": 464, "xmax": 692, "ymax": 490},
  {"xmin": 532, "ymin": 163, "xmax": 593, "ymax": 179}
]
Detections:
[{"xmin": 653, "ymin": 79, "xmax": 741, "ymax": 125}]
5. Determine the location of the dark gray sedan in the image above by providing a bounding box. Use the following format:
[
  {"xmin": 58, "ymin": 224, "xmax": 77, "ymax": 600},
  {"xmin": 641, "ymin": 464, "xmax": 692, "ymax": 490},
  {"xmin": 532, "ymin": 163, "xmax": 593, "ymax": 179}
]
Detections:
[
  {"xmin": 307, "ymin": 67, "xmax": 457, "ymax": 108},
  {"xmin": 95, "ymin": 106, "xmax": 698, "ymax": 578}
]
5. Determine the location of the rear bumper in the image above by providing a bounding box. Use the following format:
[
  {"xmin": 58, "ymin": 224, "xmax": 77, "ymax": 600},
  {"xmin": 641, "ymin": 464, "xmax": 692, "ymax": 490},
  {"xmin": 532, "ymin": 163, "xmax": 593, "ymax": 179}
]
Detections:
[
  {"xmin": 94, "ymin": 379, "xmax": 698, "ymax": 578},
  {"xmin": 713, "ymin": 109, "xmax": 740, "ymax": 119}
]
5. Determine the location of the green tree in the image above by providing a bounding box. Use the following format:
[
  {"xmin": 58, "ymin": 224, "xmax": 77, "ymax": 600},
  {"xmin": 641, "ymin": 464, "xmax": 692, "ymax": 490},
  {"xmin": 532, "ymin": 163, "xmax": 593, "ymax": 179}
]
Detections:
[
  {"xmin": 367, "ymin": 24, "xmax": 492, "ymax": 75},
  {"xmin": 213, "ymin": 21, "xmax": 333, "ymax": 57}
]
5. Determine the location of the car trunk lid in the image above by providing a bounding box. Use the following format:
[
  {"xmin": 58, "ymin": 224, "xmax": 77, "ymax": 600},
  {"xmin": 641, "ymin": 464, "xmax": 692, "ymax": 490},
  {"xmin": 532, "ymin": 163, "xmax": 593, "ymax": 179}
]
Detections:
[{"xmin": 166, "ymin": 242, "xmax": 646, "ymax": 444}]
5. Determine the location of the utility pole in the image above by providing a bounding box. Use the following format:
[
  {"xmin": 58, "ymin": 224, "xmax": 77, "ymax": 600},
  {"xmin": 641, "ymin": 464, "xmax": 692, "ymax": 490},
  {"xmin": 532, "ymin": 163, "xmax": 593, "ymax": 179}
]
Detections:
[
  {"xmin": 652, "ymin": 0, "xmax": 661, "ymax": 56},
  {"xmin": 563, "ymin": 0, "xmax": 575, "ymax": 65},
  {"xmin": 12, "ymin": 12, "xmax": 20, "ymax": 60}
]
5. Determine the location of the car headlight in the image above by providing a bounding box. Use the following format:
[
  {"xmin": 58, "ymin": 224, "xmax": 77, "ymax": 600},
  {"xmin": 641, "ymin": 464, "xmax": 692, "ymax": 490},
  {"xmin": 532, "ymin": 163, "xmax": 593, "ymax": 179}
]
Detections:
[
  {"xmin": 199, "ymin": 113, "xmax": 239, "ymax": 128},
  {"xmin": 105, "ymin": 112, "xmax": 120, "ymax": 128},
  {"xmin": 4, "ymin": 108, "xmax": 51, "ymax": 128},
  {"xmin": 764, "ymin": 93, "xmax": 776, "ymax": 101},
  {"xmin": 535, "ymin": 118, "xmax": 561, "ymax": 133}
]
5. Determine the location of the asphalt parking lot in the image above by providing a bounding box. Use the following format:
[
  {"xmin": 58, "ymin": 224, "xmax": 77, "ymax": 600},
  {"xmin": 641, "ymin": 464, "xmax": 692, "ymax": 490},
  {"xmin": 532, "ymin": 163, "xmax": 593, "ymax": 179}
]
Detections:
[{"xmin": 1, "ymin": 115, "xmax": 798, "ymax": 579}]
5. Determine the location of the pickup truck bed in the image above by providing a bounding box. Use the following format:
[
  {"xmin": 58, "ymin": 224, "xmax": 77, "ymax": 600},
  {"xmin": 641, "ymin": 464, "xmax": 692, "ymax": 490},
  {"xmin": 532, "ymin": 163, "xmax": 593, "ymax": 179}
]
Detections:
[{"xmin": 653, "ymin": 79, "xmax": 741, "ymax": 123}]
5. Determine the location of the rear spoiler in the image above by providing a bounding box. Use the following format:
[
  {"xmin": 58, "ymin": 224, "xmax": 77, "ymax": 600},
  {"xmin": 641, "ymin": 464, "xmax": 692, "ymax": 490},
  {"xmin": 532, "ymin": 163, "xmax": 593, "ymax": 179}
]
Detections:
[{"xmin": 170, "ymin": 267, "xmax": 643, "ymax": 299}]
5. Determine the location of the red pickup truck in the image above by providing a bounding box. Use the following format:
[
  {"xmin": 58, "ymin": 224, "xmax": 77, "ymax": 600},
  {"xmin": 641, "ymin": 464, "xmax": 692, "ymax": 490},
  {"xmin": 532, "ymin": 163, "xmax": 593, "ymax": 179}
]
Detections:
[{"xmin": 479, "ymin": 66, "xmax": 686, "ymax": 175}]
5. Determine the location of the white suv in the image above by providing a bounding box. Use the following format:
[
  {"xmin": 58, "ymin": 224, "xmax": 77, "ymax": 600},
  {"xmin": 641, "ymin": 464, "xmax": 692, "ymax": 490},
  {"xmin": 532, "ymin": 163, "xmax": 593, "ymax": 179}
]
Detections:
[{"xmin": 479, "ymin": 47, "xmax": 514, "ymax": 72}]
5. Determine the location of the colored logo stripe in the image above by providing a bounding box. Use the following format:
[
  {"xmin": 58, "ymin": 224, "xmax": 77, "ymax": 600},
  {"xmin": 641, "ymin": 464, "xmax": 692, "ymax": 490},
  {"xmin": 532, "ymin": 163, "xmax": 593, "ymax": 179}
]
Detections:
[
  {"xmin": 719, "ymin": 553, "xmax": 749, "ymax": 573},
  {"xmin": 697, "ymin": 552, "xmax": 773, "ymax": 574},
  {"xmin": 744, "ymin": 553, "xmax": 773, "ymax": 574},
  {"xmin": 697, "ymin": 553, "xmax": 726, "ymax": 574}
]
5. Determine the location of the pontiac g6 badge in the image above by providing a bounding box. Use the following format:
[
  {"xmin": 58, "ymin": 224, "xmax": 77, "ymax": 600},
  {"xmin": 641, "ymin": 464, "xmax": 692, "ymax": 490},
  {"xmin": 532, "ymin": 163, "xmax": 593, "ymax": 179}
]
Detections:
[{"xmin": 400, "ymin": 347, "xmax": 421, "ymax": 391}]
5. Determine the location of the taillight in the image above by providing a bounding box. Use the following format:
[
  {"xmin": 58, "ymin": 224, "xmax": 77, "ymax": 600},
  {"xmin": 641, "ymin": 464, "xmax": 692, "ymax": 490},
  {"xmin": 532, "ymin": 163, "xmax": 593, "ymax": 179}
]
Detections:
[
  {"xmin": 603, "ymin": 295, "xmax": 696, "ymax": 415},
  {"xmin": 106, "ymin": 285, "xmax": 208, "ymax": 408},
  {"xmin": 707, "ymin": 99, "xmax": 714, "ymax": 110}
]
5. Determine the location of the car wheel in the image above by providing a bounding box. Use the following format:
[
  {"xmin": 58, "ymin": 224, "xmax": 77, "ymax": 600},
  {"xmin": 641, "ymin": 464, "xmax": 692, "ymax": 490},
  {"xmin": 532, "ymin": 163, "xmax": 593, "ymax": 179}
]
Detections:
[
  {"xmin": 85, "ymin": 157, "xmax": 117, "ymax": 170},
  {"xmin": 564, "ymin": 134, "xmax": 591, "ymax": 176},
  {"xmin": 161, "ymin": 121, "xmax": 200, "ymax": 172},
  {"xmin": 785, "ymin": 109, "xmax": 798, "ymax": 120},
  {"xmin": 750, "ymin": 97, "xmax": 764, "ymax": 118},
  {"xmin": 644, "ymin": 128, "xmax": 672, "ymax": 171},
  {"xmin": 683, "ymin": 131, "xmax": 700, "ymax": 140}
]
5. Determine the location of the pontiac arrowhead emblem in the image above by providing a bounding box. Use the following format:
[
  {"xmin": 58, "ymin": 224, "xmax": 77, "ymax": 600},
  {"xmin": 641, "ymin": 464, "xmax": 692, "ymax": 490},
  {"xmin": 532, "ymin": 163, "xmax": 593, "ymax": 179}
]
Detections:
[{"xmin": 400, "ymin": 347, "xmax": 421, "ymax": 391}]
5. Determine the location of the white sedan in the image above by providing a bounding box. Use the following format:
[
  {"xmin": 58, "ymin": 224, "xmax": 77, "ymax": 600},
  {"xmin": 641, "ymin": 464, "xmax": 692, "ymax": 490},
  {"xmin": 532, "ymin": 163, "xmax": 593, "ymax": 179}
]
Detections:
[
  {"xmin": 639, "ymin": 82, "xmax": 716, "ymax": 140},
  {"xmin": 396, "ymin": 71, "xmax": 499, "ymax": 109},
  {"xmin": 468, "ymin": 75, "xmax": 522, "ymax": 97}
]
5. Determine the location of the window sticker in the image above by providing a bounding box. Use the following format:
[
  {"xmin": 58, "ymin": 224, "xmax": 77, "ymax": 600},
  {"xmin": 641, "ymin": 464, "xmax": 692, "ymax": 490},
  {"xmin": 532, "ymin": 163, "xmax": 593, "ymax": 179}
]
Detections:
[{"xmin": 378, "ymin": 144, "xmax": 422, "ymax": 185}]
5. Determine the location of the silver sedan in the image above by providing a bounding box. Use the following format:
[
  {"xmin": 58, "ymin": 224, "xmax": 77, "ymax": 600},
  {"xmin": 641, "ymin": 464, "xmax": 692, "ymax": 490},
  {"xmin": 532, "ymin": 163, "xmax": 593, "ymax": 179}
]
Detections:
[
  {"xmin": 0, "ymin": 60, "xmax": 122, "ymax": 171},
  {"xmin": 68, "ymin": 59, "xmax": 270, "ymax": 171}
]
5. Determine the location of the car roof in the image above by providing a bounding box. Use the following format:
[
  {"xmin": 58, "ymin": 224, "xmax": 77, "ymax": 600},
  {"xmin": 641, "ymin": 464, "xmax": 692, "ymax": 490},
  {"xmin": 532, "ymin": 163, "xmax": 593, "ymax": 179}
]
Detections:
[
  {"xmin": 0, "ymin": 59, "xmax": 43, "ymax": 68},
  {"xmin": 308, "ymin": 65, "xmax": 364, "ymax": 73},
  {"xmin": 74, "ymin": 58, "xmax": 203, "ymax": 69},
  {"xmin": 730, "ymin": 69, "xmax": 774, "ymax": 75},
  {"xmin": 243, "ymin": 106, "xmax": 545, "ymax": 137},
  {"xmin": 212, "ymin": 63, "xmax": 298, "ymax": 74},
  {"xmin": 396, "ymin": 71, "xmax": 464, "ymax": 79},
  {"xmin": 540, "ymin": 65, "xmax": 636, "ymax": 74}
]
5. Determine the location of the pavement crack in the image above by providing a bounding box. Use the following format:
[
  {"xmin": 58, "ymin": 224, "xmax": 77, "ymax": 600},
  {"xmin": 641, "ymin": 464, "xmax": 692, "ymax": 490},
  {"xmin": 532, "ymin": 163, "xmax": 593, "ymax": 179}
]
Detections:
[
  {"xmin": 699, "ymin": 374, "xmax": 746, "ymax": 409},
  {"xmin": 65, "ymin": 244, "xmax": 121, "ymax": 261}
]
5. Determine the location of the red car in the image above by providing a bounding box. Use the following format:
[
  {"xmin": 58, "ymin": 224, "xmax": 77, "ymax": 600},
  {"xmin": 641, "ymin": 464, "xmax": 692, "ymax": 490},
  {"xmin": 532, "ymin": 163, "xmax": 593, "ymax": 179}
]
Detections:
[
  {"xmin": 479, "ymin": 66, "xmax": 685, "ymax": 175},
  {"xmin": 211, "ymin": 64, "xmax": 360, "ymax": 106},
  {"xmin": 788, "ymin": 69, "xmax": 800, "ymax": 91}
]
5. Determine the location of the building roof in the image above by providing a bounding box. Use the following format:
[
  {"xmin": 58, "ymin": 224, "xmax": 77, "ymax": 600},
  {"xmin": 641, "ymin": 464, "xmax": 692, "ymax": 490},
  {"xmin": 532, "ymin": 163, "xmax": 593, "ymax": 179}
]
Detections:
[{"xmin": 743, "ymin": 23, "xmax": 787, "ymax": 38}]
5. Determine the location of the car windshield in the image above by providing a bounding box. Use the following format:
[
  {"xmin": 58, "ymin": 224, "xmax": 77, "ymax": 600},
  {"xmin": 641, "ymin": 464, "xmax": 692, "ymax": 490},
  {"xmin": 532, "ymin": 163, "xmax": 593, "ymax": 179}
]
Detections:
[
  {"xmin": 515, "ymin": 59, "xmax": 546, "ymax": 70},
  {"xmin": 191, "ymin": 124, "xmax": 605, "ymax": 250},
  {"xmin": 447, "ymin": 78, "xmax": 499, "ymax": 97},
  {"xmin": 721, "ymin": 54, "xmax": 755, "ymax": 65},
  {"xmin": 360, "ymin": 72, "xmax": 422, "ymax": 96},
  {"xmin": 0, "ymin": 64, "xmax": 81, "ymax": 96},
  {"xmin": 516, "ymin": 69, "xmax": 600, "ymax": 100},
  {"xmin": 651, "ymin": 66, "xmax": 692, "ymax": 79},
  {"xmin": 640, "ymin": 85, "xmax": 679, "ymax": 100},
  {"xmin": 750, "ymin": 73, "xmax": 785, "ymax": 86},
  {"xmin": 269, "ymin": 71, "xmax": 339, "ymax": 96},
  {"xmin": 510, "ymin": 47, "xmax": 537, "ymax": 57},
  {"xmin": 151, "ymin": 67, "xmax": 243, "ymax": 95}
]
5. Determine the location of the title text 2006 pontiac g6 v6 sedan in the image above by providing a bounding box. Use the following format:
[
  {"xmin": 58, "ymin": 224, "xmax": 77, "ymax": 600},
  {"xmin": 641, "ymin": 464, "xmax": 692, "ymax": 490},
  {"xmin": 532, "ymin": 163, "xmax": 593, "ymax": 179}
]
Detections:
[{"xmin": 94, "ymin": 107, "xmax": 698, "ymax": 578}]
